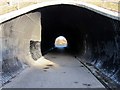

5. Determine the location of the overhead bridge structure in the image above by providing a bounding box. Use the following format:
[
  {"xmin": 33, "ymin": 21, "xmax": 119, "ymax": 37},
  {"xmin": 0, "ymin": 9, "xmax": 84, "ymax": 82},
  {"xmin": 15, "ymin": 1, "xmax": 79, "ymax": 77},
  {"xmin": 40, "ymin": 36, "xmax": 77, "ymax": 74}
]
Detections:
[{"xmin": 0, "ymin": 0, "xmax": 120, "ymax": 88}]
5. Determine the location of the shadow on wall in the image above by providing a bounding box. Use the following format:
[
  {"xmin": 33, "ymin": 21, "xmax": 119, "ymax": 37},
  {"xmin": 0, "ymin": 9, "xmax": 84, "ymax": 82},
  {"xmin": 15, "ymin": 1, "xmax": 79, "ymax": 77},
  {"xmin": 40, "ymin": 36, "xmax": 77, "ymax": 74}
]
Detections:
[{"xmin": 30, "ymin": 40, "xmax": 42, "ymax": 60}]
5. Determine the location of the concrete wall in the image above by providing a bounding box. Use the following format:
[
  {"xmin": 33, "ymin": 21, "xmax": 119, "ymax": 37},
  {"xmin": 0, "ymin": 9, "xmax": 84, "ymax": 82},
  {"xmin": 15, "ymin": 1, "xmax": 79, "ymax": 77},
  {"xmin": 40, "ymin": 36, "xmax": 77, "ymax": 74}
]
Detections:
[
  {"xmin": 80, "ymin": 19, "xmax": 120, "ymax": 86},
  {"xmin": 1, "ymin": 11, "xmax": 41, "ymax": 84},
  {"xmin": 0, "ymin": 25, "xmax": 2, "ymax": 87}
]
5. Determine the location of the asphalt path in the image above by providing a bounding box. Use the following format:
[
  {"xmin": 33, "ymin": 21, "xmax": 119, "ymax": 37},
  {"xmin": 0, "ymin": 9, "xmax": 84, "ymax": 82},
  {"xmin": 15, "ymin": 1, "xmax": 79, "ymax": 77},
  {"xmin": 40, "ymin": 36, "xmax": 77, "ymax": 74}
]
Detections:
[{"xmin": 3, "ymin": 49, "xmax": 105, "ymax": 88}]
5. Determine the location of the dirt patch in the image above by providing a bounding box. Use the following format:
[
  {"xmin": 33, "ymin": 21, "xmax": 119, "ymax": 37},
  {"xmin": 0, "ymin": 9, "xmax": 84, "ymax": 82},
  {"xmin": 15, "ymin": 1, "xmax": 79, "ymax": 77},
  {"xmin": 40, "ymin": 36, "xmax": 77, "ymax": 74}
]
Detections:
[
  {"xmin": 43, "ymin": 67, "xmax": 49, "ymax": 69},
  {"xmin": 63, "ymin": 72, "xmax": 66, "ymax": 73},
  {"xmin": 51, "ymin": 57, "xmax": 56, "ymax": 58},
  {"xmin": 74, "ymin": 82, "xmax": 78, "ymax": 84},
  {"xmin": 83, "ymin": 83, "xmax": 91, "ymax": 86},
  {"xmin": 80, "ymin": 65, "xmax": 84, "ymax": 67},
  {"xmin": 46, "ymin": 64, "xmax": 53, "ymax": 67},
  {"xmin": 43, "ymin": 70, "xmax": 47, "ymax": 72}
]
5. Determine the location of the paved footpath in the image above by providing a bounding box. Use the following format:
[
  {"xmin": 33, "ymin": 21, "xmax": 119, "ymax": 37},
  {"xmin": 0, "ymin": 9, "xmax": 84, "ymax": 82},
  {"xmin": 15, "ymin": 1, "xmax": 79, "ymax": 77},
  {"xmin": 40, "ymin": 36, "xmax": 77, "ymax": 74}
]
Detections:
[{"xmin": 3, "ymin": 50, "xmax": 105, "ymax": 88}]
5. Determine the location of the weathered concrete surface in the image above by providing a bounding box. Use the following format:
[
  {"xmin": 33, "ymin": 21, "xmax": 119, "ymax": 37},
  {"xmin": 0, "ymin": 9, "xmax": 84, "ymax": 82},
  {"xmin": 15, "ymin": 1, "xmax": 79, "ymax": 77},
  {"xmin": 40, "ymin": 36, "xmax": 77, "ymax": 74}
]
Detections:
[
  {"xmin": 0, "ymin": 25, "xmax": 2, "ymax": 87},
  {"xmin": 2, "ymin": 52, "xmax": 105, "ymax": 88},
  {"xmin": 80, "ymin": 19, "xmax": 120, "ymax": 86},
  {"xmin": 30, "ymin": 40, "xmax": 41, "ymax": 60},
  {"xmin": 1, "ymin": 11, "xmax": 41, "ymax": 84}
]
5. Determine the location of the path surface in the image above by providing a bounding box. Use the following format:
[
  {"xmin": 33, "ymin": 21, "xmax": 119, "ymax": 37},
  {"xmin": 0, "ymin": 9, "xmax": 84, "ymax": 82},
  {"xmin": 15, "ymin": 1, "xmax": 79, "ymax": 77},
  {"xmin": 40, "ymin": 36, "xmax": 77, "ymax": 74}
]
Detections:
[{"xmin": 3, "ymin": 50, "xmax": 105, "ymax": 88}]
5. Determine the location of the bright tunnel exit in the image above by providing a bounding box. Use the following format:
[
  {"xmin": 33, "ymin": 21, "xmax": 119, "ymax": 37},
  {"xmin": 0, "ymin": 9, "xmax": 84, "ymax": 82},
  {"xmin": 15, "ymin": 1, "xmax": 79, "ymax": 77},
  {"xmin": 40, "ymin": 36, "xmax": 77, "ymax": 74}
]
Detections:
[{"xmin": 54, "ymin": 36, "xmax": 68, "ymax": 48}]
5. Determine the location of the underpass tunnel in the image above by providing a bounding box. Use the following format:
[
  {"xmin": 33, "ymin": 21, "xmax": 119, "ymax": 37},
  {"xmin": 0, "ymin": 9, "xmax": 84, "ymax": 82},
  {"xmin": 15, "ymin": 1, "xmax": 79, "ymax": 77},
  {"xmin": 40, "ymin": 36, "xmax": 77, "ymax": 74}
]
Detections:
[
  {"xmin": 40, "ymin": 4, "xmax": 86, "ymax": 55},
  {"xmin": 1, "ymin": 3, "xmax": 120, "ymax": 87},
  {"xmin": 40, "ymin": 4, "xmax": 120, "ymax": 86}
]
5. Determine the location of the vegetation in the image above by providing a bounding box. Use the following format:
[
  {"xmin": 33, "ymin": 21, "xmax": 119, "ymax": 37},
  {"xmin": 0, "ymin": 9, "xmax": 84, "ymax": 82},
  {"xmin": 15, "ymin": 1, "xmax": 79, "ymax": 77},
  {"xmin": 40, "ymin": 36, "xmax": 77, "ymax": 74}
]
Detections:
[{"xmin": 0, "ymin": 0, "xmax": 119, "ymax": 15}]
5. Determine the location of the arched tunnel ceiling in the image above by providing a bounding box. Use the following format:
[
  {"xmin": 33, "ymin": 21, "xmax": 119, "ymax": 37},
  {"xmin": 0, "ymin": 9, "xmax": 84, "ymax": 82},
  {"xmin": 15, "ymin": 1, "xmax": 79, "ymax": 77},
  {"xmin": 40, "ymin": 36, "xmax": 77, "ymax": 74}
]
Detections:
[{"xmin": 39, "ymin": 4, "xmax": 119, "ymax": 54}]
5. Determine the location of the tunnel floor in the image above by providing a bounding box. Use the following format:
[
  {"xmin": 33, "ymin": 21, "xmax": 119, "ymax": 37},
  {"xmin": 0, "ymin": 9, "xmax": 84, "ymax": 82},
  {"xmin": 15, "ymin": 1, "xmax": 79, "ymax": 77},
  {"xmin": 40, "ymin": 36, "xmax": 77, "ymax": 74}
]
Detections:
[{"xmin": 3, "ymin": 50, "xmax": 105, "ymax": 88}]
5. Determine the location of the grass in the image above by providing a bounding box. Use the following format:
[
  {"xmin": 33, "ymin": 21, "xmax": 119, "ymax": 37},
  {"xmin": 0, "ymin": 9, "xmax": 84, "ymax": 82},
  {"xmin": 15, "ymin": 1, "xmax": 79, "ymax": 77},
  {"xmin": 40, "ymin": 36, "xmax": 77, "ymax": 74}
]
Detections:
[
  {"xmin": 0, "ymin": 0, "xmax": 119, "ymax": 15},
  {"xmin": 0, "ymin": 2, "xmax": 36, "ymax": 15},
  {"xmin": 81, "ymin": 0, "xmax": 119, "ymax": 12}
]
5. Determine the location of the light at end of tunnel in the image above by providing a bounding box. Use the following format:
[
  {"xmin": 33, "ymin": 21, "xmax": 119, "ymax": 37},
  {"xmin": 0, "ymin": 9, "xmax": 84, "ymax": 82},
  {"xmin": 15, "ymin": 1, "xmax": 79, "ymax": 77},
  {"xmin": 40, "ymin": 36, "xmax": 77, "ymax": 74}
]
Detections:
[{"xmin": 55, "ymin": 36, "xmax": 68, "ymax": 48}]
